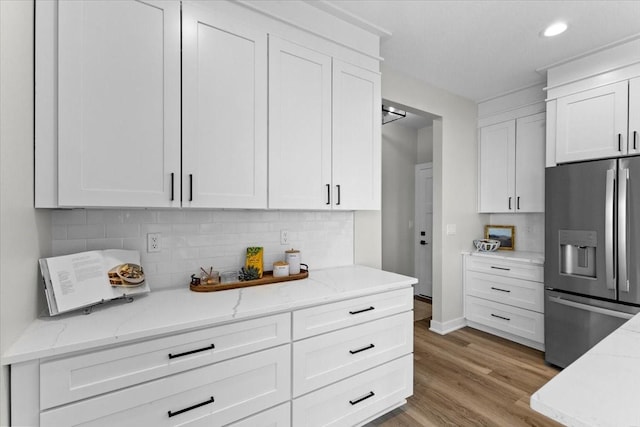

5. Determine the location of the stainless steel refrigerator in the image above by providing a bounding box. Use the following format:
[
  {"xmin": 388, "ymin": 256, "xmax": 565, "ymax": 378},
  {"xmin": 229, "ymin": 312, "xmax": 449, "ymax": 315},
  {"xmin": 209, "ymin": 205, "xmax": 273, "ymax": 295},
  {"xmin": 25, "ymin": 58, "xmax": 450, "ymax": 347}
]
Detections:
[{"xmin": 545, "ymin": 157, "xmax": 640, "ymax": 368}]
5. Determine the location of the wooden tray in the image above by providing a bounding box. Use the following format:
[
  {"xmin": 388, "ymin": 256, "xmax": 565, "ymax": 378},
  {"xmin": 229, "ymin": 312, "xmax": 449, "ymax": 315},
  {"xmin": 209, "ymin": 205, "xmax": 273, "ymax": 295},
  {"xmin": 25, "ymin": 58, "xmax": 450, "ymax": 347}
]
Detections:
[{"xmin": 189, "ymin": 269, "xmax": 309, "ymax": 292}]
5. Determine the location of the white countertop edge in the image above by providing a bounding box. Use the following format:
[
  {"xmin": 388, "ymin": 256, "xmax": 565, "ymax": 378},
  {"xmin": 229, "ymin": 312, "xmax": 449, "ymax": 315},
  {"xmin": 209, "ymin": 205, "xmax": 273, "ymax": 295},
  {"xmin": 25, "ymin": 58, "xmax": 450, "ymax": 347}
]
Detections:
[
  {"xmin": 530, "ymin": 395, "xmax": 590, "ymax": 427},
  {"xmin": 2, "ymin": 265, "xmax": 417, "ymax": 365},
  {"xmin": 462, "ymin": 250, "xmax": 544, "ymax": 264}
]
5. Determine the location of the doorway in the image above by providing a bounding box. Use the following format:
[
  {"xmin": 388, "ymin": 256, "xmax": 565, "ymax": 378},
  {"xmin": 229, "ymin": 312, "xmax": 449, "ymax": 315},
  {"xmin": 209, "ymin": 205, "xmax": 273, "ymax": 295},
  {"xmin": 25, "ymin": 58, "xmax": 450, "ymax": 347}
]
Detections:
[{"xmin": 380, "ymin": 101, "xmax": 438, "ymax": 300}]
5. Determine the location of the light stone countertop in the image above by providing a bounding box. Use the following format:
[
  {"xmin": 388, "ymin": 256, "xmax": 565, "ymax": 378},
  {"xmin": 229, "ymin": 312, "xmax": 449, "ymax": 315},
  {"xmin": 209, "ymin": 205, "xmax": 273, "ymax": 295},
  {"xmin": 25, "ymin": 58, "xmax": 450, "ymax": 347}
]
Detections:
[
  {"xmin": 2, "ymin": 265, "xmax": 417, "ymax": 365},
  {"xmin": 530, "ymin": 312, "xmax": 640, "ymax": 426},
  {"xmin": 463, "ymin": 250, "xmax": 544, "ymax": 265}
]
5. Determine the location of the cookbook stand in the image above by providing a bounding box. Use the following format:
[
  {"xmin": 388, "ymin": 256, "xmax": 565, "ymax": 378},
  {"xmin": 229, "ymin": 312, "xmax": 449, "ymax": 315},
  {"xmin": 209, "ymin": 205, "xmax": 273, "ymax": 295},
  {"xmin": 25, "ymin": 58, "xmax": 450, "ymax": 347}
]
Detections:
[{"xmin": 83, "ymin": 293, "xmax": 135, "ymax": 315}]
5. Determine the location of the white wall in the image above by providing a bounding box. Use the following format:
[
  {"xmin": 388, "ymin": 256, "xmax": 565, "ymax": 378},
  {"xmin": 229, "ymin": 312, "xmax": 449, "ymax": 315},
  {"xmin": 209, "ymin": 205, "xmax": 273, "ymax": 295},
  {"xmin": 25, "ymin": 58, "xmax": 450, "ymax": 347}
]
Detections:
[
  {"xmin": 487, "ymin": 213, "xmax": 544, "ymax": 253},
  {"xmin": 417, "ymin": 125, "xmax": 433, "ymax": 164},
  {"xmin": 381, "ymin": 122, "xmax": 418, "ymax": 276},
  {"xmin": 381, "ymin": 64, "xmax": 487, "ymax": 330},
  {"xmin": 0, "ymin": 1, "xmax": 51, "ymax": 424},
  {"xmin": 49, "ymin": 209, "xmax": 354, "ymax": 290}
]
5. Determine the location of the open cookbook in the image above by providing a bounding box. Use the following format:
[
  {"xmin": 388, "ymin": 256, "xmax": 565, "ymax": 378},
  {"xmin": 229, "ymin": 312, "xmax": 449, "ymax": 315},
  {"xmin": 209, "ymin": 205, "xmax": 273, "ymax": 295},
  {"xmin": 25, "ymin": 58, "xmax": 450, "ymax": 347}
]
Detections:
[{"xmin": 39, "ymin": 249, "xmax": 150, "ymax": 316}]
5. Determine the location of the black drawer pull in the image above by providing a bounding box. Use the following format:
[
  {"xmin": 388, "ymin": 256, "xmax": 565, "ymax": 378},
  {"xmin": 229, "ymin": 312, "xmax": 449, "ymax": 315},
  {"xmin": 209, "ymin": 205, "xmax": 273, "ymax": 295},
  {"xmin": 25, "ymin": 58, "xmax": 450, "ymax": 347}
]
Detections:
[
  {"xmin": 168, "ymin": 396, "xmax": 214, "ymax": 418},
  {"xmin": 349, "ymin": 391, "xmax": 375, "ymax": 405},
  {"xmin": 349, "ymin": 306, "xmax": 374, "ymax": 315},
  {"xmin": 349, "ymin": 343, "xmax": 375, "ymax": 355},
  {"xmin": 490, "ymin": 287, "xmax": 511, "ymax": 293},
  {"xmin": 168, "ymin": 344, "xmax": 215, "ymax": 359},
  {"xmin": 491, "ymin": 313, "xmax": 511, "ymax": 321},
  {"xmin": 490, "ymin": 266, "xmax": 510, "ymax": 271}
]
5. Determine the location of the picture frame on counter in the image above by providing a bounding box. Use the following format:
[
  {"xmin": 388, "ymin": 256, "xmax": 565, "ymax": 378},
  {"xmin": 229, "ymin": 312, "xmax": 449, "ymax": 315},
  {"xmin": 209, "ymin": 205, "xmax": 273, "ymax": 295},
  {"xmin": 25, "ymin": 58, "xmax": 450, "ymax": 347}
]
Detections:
[{"xmin": 485, "ymin": 225, "xmax": 515, "ymax": 250}]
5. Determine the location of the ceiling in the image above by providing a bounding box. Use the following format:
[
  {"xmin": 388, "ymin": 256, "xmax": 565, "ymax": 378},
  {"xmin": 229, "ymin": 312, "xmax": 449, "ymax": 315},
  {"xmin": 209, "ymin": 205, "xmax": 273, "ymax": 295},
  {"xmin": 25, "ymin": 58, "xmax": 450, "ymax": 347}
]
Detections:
[{"xmin": 326, "ymin": 1, "xmax": 640, "ymax": 102}]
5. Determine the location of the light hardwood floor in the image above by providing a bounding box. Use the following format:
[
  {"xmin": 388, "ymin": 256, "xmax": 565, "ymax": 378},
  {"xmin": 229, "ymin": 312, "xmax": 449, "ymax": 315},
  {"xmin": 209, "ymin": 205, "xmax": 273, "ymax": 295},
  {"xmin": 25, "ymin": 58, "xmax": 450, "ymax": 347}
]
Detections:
[{"xmin": 367, "ymin": 299, "xmax": 561, "ymax": 426}]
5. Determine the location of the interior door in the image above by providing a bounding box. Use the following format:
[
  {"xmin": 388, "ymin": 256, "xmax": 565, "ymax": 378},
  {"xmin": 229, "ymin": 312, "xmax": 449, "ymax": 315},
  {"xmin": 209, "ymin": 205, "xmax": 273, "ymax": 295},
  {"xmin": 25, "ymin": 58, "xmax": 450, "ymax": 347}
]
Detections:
[
  {"xmin": 545, "ymin": 159, "xmax": 617, "ymax": 300},
  {"xmin": 414, "ymin": 163, "xmax": 433, "ymax": 298}
]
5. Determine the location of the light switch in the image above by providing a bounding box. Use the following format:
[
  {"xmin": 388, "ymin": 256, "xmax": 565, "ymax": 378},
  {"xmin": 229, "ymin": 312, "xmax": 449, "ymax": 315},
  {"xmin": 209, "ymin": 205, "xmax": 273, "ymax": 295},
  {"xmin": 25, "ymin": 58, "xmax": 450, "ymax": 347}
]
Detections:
[{"xmin": 446, "ymin": 224, "xmax": 457, "ymax": 235}]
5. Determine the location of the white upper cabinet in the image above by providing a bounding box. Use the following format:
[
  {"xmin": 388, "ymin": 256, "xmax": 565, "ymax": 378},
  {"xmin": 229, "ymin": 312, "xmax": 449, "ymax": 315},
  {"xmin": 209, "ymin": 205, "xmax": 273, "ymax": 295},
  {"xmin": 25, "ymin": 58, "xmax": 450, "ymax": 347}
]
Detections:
[
  {"xmin": 478, "ymin": 120, "xmax": 516, "ymax": 213},
  {"xmin": 515, "ymin": 113, "xmax": 545, "ymax": 212},
  {"xmin": 55, "ymin": 0, "xmax": 181, "ymax": 207},
  {"xmin": 182, "ymin": 4, "xmax": 267, "ymax": 208},
  {"xmin": 332, "ymin": 60, "xmax": 381, "ymax": 210},
  {"xmin": 630, "ymin": 77, "xmax": 640, "ymax": 155},
  {"xmin": 268, "ymin": 38, "xmax": 381, "ymax": 210},
  {"xmin": 478, "ymin": 113, "xmax": 545, "ymax": 213},
  {"xmin": 555, "ymin": 81, "xmax": 629, "ymax": 163},
  {"xmin": 268, "ymin": 37, "xmax": 332, "ymax": 210}
]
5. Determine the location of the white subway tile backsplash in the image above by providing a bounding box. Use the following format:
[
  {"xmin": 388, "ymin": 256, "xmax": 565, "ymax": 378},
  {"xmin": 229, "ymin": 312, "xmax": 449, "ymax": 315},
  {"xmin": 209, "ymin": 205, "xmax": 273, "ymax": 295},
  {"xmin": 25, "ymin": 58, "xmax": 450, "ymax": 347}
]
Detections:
[{"xmin": 50, "ymin": 209, "xmax": 354, "ymax": 291}]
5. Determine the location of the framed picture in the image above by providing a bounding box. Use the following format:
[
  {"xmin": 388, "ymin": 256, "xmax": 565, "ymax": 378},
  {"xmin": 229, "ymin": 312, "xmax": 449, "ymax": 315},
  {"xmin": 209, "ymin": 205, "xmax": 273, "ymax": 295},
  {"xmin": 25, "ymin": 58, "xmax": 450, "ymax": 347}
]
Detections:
[{"xmin": 484, "ymin": 225, "xmax": 515, "ymax": 251}]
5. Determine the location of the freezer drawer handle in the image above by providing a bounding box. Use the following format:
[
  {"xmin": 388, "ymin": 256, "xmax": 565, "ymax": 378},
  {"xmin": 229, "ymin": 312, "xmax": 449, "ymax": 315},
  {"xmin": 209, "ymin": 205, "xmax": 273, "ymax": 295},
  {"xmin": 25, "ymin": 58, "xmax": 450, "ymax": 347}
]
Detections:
[
  {"xmin": 349, "ymin": 391, "xmax": 375, "ymax": 406},
  {"xmin": 549, "ymin": 296, "xmax": 634, "ymax": 320},
  {"xmin": 168, "ymin": 396, "xmax": 214, "ymax": 418},
  {"xmin": 349, "ymin": 306, "xmax": 375, "ymax": 315},
  {"xmin": 490, "ymin": 266, "xmax": 510, "ymax": 271},
  {"xmin": 490, "ymin": 286, "xmax": 511, "ymax": 293},
  {"xmin": 490, "ymin": 313, "xmax": 510, "ymax": 321},
  {"xmin": 168, "ymin": 344, "xmax": 215, "ymax": 359},
  {"xmin": 349, "ymin": 343, "xmax": 375, "ymax": 354}
]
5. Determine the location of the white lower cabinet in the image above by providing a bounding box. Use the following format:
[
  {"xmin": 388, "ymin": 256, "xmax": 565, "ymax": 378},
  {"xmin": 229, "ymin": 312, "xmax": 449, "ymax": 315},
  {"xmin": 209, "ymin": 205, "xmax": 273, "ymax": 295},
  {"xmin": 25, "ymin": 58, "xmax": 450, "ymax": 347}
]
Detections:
[
  {"xmin": 11, "ymin": 286, "xmax": 413, "ymax": 426},
  {"xmin": 40, "ymin": 345, "xmax": 291, "ymax": 427},
  {"xmin": 463, "ymin": 254, "xmax": 545, "ymax": 350},
  {"xmin": 292, "ymin": 354, "xmax": 413, "ymax": 427}
]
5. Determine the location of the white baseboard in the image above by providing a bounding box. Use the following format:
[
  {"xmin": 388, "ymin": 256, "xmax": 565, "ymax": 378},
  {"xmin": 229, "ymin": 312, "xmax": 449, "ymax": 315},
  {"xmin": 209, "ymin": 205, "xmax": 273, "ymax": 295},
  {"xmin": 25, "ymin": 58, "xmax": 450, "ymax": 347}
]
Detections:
[{"xmin": 429, "ymin": 317, "xmax": 466, "ymax": 335}]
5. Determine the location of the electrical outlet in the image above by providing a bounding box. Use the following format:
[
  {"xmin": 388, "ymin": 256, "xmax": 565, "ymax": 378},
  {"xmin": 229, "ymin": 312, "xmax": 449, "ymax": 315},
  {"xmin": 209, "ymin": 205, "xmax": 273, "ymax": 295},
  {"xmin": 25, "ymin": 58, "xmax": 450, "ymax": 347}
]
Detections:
[
  {"xmin": 147, "ymin": 233, "xmax": 161, "ymax": 253},
  {"xmin": 280, "ymin": 230, "xmax": 289, "ymax": 245}
]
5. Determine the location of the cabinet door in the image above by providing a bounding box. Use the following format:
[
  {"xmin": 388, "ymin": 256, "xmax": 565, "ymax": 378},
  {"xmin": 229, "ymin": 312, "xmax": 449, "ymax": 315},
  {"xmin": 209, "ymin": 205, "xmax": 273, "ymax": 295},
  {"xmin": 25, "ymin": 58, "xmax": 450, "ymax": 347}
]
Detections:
[
  {"xmin": 478, "ymin": 120, "xmax": 515, "ymax": 213},
  {"xmin": 268, "ymin": 37, "xmax": 332, "ymax": 209},
  {"xmin": 182, "ymin": 4, "xmax": 267, "ymax": 208},
  {"xmin": 332, "ymin": 60, "xmax": 382, "ymax": 210},
  {"xmin": 556, "ymin": 81, "xmax": 629, "ymax": 163},
  {"xmin": 515, "ymin": 113, "xmax": 545, "ymax": 212},
  {"xmin": 629, "ymin": 77, "xmax": 640, "ymax": 156},
  {"xmin": 57, "ymin": 0, "xmax": 180, "ymax": 207}
]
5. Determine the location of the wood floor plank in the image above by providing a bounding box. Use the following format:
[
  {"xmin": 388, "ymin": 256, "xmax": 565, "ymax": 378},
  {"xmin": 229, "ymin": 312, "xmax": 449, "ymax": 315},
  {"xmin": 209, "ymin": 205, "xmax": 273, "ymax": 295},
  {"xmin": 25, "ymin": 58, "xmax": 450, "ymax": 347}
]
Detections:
[{"xmin": 366, "ymin": 308, "xmax": 562, "ymax": 427}]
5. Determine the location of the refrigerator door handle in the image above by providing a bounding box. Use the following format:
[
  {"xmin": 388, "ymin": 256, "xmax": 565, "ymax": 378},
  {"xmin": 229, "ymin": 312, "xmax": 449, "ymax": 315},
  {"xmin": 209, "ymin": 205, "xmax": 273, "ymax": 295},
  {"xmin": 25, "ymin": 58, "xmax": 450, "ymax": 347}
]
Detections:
[
  {"xmin": 618, "ymin": 167, "xmax": 630, "ymax": 293},
  {"xmin": 605, "ymin": 168, "xmax": 616, "ymax": 291},
  {"xmin": 548, "ymin": 296, "xmax": 635, "ymax": 320}
]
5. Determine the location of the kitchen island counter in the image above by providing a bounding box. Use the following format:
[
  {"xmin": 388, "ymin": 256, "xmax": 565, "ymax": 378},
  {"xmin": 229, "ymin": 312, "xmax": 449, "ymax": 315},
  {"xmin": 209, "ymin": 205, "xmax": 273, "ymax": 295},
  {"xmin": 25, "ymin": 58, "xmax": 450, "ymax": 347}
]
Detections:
[
  {"xmin": 2, "ymin": 264, "xmax": 416, "ymax": 365},
  {"xmin": 530, "ymin": 311, "xmax": 640, "ymax": 426}
]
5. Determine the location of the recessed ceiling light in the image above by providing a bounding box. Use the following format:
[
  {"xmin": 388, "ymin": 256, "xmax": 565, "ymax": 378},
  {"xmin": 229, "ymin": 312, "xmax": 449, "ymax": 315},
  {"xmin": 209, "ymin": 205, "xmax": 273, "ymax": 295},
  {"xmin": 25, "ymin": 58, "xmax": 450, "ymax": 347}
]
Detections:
[{"xmin": 543, "ymin": 21, "xmax": 568, "ymax": 37}]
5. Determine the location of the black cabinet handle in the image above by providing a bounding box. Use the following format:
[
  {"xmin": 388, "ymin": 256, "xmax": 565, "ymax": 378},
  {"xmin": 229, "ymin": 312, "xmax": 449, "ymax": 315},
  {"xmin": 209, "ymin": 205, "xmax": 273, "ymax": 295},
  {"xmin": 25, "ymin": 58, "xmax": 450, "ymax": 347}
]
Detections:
[
  {"xmin": 349, "ymin": 391, "xmax": 375, "ymax": 405},
  {"xmin": 634, "ymin": 130, "xmax": 638, "ymax": 150},
  {"xmin": 189, "ymin": 174, "xmax": 193, "ymax": 202},
  {"xmin": 420, "ymin": 240, "xmax": 428, "ymax": 245},
  {"xmin": 326, "ymin": 184, "xmax": 331, "ymax": 205},
  {"xmin": 349, "ymin": 343, "xmax": 375, "ymax": 355},
  {"xmin": 491, "ymin": 286, "xmax": 511, "ymax": 293},
  {"xmin": 491, "ymin": 313, "xmax": 511, "ymax": 321},
  {"xmin": 618, "ymin": 133, "xmax": 622, "ymax": 152},
  {"xmin": 517, "ymin": 196, "xmax": 520, "ymax": 210},
  {"xmin": 168, "ymin": 396, "xmax": 214, "ymax": 418},
  {"xmin": 349, "ymin": 306, "xmax": 374, "ymax": 315},
  {"xmin": 336, "ymin": 184, "xmax": 341, "ymax": 205},
  {"xmin": 508, "ymin": 196, "xmax": 512, "ymax": 210},
  {"xmin": 490, "ymin": 266, "xmax": 510, "ymax": 271},
  {"xmin": 170, "ymin": 172, "xmax": 174, "ymax": 201},
  {"xmin": 168, "ymin": 344, "xmax": 215, "ymax": 359}
]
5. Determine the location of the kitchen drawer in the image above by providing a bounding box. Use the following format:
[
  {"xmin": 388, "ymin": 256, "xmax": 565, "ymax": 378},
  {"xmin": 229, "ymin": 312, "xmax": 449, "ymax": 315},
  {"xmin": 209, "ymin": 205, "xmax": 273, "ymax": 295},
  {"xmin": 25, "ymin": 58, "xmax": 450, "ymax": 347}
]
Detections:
[
  {"xmin": 292, "ymin": 288, "xmax": 412, "ymax": 340},
  {"xmin": 466, "ymin": 271, "xmax": 544, "ymax": 312},
  {"xmin": 40, "ymin": 344, "xmax": 291, "ymax": 427},
  {"xmin": 228, "ymin": 402, "xmax": 290, "ymax": 427},
  {"xmin": 292, "ymin": 354, "xmax": 413, "ymax": 427},
  {"xmin": 466, "ymin": 295, "xmax": 544, "ymax": 343},
  {"xmin": 292, "ymin": 311, "xmax": 412, "ymax": 397},
  {"xmin": 40, "ymin": 313, "xmax": 290, "ymax": 409},
  {"xmin": 465, "ymin": 256, "xmax": 543, "ymax": 282}
]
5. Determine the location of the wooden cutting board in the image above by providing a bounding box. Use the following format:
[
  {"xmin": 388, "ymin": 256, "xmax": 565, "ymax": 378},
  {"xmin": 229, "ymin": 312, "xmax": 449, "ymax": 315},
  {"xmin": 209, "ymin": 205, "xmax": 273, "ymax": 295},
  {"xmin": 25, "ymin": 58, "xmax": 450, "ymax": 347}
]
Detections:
[{"xmin": 189, "ymin": 269, "xmax": 309, "ymax": 292}]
